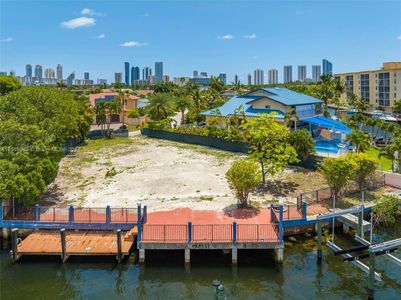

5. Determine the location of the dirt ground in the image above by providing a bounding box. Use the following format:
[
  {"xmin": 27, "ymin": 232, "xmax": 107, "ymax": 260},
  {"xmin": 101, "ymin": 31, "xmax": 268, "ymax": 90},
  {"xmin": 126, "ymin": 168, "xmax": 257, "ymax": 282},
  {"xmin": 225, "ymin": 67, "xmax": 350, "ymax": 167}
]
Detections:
[{"xmin": 42, "ymin": 136, "xmax": 328, "ymax": 211}]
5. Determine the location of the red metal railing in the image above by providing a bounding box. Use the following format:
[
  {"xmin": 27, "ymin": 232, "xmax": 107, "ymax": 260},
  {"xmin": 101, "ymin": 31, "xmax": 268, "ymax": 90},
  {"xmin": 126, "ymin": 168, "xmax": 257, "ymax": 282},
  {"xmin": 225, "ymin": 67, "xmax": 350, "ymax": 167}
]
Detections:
[
  {"xmin": 192, "ymin": 224, "xmax": 232, "ymax": 243},
  {"xmin": 74, "ymin": 208, "xmax": 107, "ymax": 223},
  {"xmin": 237, "ymin": 224, "xmax": 279, "ymax": 242},
  {"xmin": 110, "ymin": 208, "xmax": 137, "ymax": 223},
  {"xmin": 39, "ymin": 207, "xmax": 69, "ymax": 222},
  {"xmin": 142, "ymin": 224, "xmax": 188, "ymax": 243}
]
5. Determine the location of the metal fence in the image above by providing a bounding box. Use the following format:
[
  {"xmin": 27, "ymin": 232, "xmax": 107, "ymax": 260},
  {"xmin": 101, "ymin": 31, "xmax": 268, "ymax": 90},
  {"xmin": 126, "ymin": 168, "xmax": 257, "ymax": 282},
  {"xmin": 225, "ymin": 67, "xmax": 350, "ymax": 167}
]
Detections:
[
  {"xmin": 142, "ymin": 224, "xmax": 188, "ymax": 243},
  {"xmin": 39, "ymin": 207, "xmax": 69, "ymax": 222},
  {"xmin": 2, "ymin": 206, "xmax": 35, "ymax": 221},
  {"xmin": 237, "ymin": 224, "xmax": 279, "ymax": 242},
  {"xmin": 192, "ymin": 224, "xmax": 232, "ymax": 243},
  {"xmin": 110, "ymin": 208, "xmax": 137, "ymax": 223},
  {"xmin": 74, "ymin": 208, "xmax": 107, "ymax": 223}
]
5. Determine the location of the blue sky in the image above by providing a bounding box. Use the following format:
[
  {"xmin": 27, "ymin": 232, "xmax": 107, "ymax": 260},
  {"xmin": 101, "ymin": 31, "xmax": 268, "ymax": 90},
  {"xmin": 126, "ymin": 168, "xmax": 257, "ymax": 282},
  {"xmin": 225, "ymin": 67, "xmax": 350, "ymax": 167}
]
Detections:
[{"xmin": 1, "ymin": 0, "xmax": 401, "ymax": 83}]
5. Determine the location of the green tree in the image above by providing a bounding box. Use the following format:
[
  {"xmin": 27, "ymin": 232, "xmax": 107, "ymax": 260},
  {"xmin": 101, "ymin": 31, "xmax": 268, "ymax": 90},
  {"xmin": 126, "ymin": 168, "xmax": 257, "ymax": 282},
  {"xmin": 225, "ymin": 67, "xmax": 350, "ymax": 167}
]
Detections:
[
  {"xmin": 210, "ymin": 76, "xmax": 224, "ymax": 93},
  {"xmin": 288, "ymin": 129, "xmax": 315, "ymax": 161},
  {"xmin": 346, "ymin": 153, "xmax": 378, "ymax": 193},
  {"xmin": 225, "ymin": 159, "xmax": 261, "ymax": 206},
  {"xmin": 319, "ymin": 157, "xmax": 354, "ymax": 200},
  {"xmin": 373, "ymin": 195, "xmax": 401, "ymax": 227},
  {"xmin": 381, "ymin": 135, "xmax": 401, "ymax": 173},
  {"xmin": 347, "ymin": 93, "xmax": 368, "ymax": 113},
  {"xmin": 392, "ymin": 99, "xmax": 401, "ymax": 113},
  {"xmin": 174, "ymin": 95, "xmax": 193, "ymax": 125},
  {"xmin": 240, "ymin": 113, "xmax": 298, "ymax": 185},
  {"xmin": 284, "ymin": 108, "xmax": 299, "ymax": 129},
  {"xmin": 146, "ymin": 93, "xmax": 175, "ymax": 120},
  {"xmin": 314, "ymin": 74, "xmax": 335, "ymax": 117},
  {"xmin": 346, "ymin": 129, "xmax": 372, "ymax": 153},
  {"xmin": 0, "ymin": 75, "xmax": 22, "ymax": 95},
  {"xmin": 127, "ymin": 107, "xmax": 140, "ymax": 118}
]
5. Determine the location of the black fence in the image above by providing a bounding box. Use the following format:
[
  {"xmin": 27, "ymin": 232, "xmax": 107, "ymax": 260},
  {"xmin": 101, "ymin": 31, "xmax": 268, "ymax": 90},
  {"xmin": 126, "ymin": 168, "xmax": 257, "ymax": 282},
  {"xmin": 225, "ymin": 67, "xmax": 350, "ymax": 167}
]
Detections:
[
  {"xmin": 88, "ymin": 129, "xmax": 129, "ymax": 139},
  {"xmin": 141, "ymin": 128, "xmax": 322, "ymax": 169}
]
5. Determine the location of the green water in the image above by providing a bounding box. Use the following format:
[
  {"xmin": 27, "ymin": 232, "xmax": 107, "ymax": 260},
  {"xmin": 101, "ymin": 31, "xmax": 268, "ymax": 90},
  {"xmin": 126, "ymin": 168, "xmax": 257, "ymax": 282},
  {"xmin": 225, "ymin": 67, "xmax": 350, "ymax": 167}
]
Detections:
[{"xmin": 1, "ymin": 223, "xmax": 400, "ymax": 300}]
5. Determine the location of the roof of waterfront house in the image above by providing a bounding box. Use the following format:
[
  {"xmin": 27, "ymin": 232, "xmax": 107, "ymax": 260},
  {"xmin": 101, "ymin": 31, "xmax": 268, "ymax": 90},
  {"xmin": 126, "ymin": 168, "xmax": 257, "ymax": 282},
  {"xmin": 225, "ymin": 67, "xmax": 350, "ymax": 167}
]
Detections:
[
  {"xmin": 246, "ymin": 87, "xmax": 323, "ymax": 106},
  {"xmin": 201, "ymin": 95, "xmax": 285, "ymax": 119},
  {"xmin": 201, "ymin": 88, "xmax": 322, "ymax": 118},
  {"xmin": 88, "ymin": 92, "xmax": 139, "ymax": 106}
]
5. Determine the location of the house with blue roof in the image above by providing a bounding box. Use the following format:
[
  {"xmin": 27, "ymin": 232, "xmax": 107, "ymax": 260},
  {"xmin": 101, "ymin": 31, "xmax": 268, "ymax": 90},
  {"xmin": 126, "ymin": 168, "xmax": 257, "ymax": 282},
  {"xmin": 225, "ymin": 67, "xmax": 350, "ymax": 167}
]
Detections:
[{"xmin": 201, "ymin": 87, "xmax": 353, "ymax": 156}]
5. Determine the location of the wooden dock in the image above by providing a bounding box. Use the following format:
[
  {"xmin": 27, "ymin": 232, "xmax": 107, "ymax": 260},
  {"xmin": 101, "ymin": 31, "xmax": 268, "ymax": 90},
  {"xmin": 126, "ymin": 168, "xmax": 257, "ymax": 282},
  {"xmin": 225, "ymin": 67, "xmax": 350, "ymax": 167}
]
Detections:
[{"xmin": 14, "ymin": 227, "xmax": 137, "ymax": 262}]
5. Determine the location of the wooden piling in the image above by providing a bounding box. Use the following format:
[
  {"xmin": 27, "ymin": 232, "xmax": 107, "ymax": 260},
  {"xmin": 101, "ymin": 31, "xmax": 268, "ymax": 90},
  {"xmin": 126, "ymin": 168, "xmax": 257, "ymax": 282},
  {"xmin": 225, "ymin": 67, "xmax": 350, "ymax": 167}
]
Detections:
[
  {"xmin": 368, "ymin": 251, "xmax": 375, "ymax": 300},
  {"xmin": 117, "ymin": 229, "xmax": 122, "ymax": 263},
  {"xmin": 60, "ymin": 228, "xmax": 67, "ymax": 263},
  {"xmin": 317, "ymin": 221, "xmax": 322, "ymax": 262},
  {"xmin": 11, "ymin": 228, "xmax": 19, "ymax": 263}
]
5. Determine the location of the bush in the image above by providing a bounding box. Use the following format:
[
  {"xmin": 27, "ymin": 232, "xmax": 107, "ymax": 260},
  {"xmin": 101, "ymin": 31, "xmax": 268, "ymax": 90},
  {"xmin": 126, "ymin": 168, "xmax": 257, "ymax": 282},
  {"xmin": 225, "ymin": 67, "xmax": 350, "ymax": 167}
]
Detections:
[
  {"xmin": 128, "ymin": 108, "xmax": 140, "ymax": 118},
  {"xmin": 373, "ymin": 195, "xmax": 401, "ymax": 227},
  {"xmin": 225, "ymin": 159, "xmax": 261, "ymax": 206}
]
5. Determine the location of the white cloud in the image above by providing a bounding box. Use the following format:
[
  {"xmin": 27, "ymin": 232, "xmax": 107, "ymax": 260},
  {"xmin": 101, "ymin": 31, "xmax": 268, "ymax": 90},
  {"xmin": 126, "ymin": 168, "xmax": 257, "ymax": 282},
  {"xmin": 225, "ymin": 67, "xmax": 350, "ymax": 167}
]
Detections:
[
  {"xmin": 217, "ymin": 34, "xmax": 234, "ymax": 40},
  {"xmin": 398, "ymin": 35, "xmax": 401, "ymax": 40},
  {"xmin": 81, "ymin": 8, "xmax": 103, "ymax": 16},
  {"xmin": 120, "ymin": 41, "xmax": 147, "ymax": 47},
  {"xmin": 61, "ymin": 17, "xmax": 96, "ymax": 29},
  {"xmin": 0, "ymin": 37, "xmax": 13, "ymax": 42},
  {"xmin": 95, "ymin": 34, "xmax": 106, "ymax": 39},
  {"xmin": 244, "ymin": 33, "xmax": 257, "ymax": 39}
]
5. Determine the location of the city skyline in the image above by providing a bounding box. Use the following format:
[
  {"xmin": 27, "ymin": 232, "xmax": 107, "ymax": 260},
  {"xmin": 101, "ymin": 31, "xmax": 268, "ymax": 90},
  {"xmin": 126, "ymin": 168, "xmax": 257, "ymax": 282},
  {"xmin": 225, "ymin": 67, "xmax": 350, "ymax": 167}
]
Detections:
[{"xmin": 1, "ymin": 1, "xmax": 400, "ymax": 82}]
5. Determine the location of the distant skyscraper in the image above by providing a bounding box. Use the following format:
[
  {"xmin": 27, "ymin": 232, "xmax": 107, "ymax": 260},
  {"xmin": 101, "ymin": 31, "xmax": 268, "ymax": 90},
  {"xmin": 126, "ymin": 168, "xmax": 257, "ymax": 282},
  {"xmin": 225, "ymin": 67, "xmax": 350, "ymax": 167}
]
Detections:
[
  {"xmin": 44, "ymin": 68, "xmax": 55, "ymax": 78},
  {"xmin": 155, "ymin": 62, "xmax": 163, "ymax": 83},
  {"xmin": 0, "ymin": 72, "xmax": 7, "ymax": 76},
  {"xmin": 57, "ymin": 64, "xmax": 63, "ymax": 80},
  {"xmin": 115, "ymin": 72, "xmax": 123, "ymax": 83},
  {"xmin": 84, "ymin": 72, "xmax": 89, "ymax": 80},
  {"xmin": 200, "ymin": 72, "xmax": 208, "ymax": 78},
  {"xmin": 283, "ymin": 65, "xmax": 292, "ymax": 83},
  {"xmin": 254, "ymin": 69, "xmax": 264, "ymax": 85},
  {"xmin": 35, "ymin": 65, "xmax": 43, "ymax": 79},
  {"xmin": 219, "ymin": 73, "xmax": 226, "ymax": 85},
  {"xmin": 163, "ymin": 75, "xmax": 170, "ymax": 82},
  {"xmin": 247, "ymin": 74, "xmax": 252, "ymax": 86},
  {"xmin": 67, "ymin": 72, "xmax": 75, "ymax": 86},
  {"xmin": 131, "ymin": 66, "xmax": 140, "ymax": 84},
  {"xmin": 297, "ymin": 65, "xmax": 307, "ymax": 82},
  {"xmin": 234, "ymin": 74, "xmax": 239, "ymax": 85},
  {"xmin": 312, "ymin": 65, "xmax": 321, "ymax": 82},
  {"xmin": 26, "ymin": 64, "xmax": 32, "ymax": 77},
  {"xmin": 193, "ymin": 70, "xmax": 199, "ymax": 78},
  {"xmin": 268, "ymin": 69, "xmax": 278, "ymax": 84},
  {"xmin": 97, "ymin": 78, "xmax": 107, "ymax": 85},
  {"xmin": 142, "ymin": 67, "xmax": 151, "ymax": 80},
  {"xmin": 124, "ymin": 62, "xmax": 130, "ymax": 85},
  {"xmin": 322, "ymin": 59, "xmax": 333, "ymax": 75},
  {"xmin": 9, "ymin": 70, "xmax": 16, "ymax": 77}
]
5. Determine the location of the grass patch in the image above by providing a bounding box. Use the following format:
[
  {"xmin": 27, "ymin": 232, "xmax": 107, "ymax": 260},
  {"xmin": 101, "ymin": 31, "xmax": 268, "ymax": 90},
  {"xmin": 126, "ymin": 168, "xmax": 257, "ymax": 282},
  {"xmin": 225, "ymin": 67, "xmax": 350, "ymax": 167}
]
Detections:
[
  {"xmin": 79, "ymin": 138, "xmax": 134, "ymax": 153},
  {"xmin": 199, "ymin": 195, "xmax": 214, "ymax": 201},
  {"xmin": 365, "ymin": 147, "xmax": 391, "ymax": 171}
]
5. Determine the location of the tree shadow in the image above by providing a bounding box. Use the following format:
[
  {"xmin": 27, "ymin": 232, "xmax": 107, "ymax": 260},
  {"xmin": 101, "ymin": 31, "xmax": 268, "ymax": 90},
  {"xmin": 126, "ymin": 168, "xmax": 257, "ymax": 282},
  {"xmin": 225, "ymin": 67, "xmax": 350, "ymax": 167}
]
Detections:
[
  {"xmin": 255, "ymin": 180, "xmax": 299, "ymax": 198},
  {"xmin": 40, "ymin": 183, "xmax": 63, "ymax": 205},
  {"xmin": 223, "ymin": 204, "xmax": 261, "ymax": 219}
]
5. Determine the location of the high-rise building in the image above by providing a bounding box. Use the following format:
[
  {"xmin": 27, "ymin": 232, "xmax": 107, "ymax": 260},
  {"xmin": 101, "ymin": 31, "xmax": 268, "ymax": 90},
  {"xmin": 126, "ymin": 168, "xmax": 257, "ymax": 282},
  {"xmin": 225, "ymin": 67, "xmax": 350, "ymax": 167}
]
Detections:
[
  {"xmin": 234, "ymin": 74, "xmax": 239, "ymax": 85},
  {"xmin": 312, "ymin": 65, "xmax": 321, "ymax": 82},
  {"xmin": 247, "ymin": 74, "xmax": 252, "ymax": 86},
  {"xmin": 26, "ymin": 64, "xmax": 32, "ymax": 77},
  {"xmin": 283, "ymin": 65, "xmax": 292, "ymax": 83},
  {"xmin": 142, "ymin": 67, "xmax": 151, "ymax": 80},
  {"xmin": 163, "ymin": 75, "xmax": 170, "ymax": 82},
  {"xmin": 219, "ymin": 73, "xmax": 226, "ymax": 85},
  {"xmin": 35, "ymin": 65, "xmax": 43, "ymax": 79},
  {"xmin": 336, "ymin": 62, "xmax": 401, "ymax": 111},
  {"xmin": 0, "ymin": 72, "xmax": 7, "ymax": 76},
  {"xmin": 200, "ymin": 72, "xmax": 208, "ymax": 78},
  {"xmin": 57, "ymin": 64, "xmax": 63, "ymax": 80},
  {"xmin": 297, "ymin": 65, "xmax": 307, "ymax": 82},
  {"xmin": 44, "ymin": 68, "xmax": 55, "ymax": 78},
  {"xmin": 193, "ymin": 70, "xmax": 199, "ymax": 78},
  {"xmin": 67, "ymin": 72, "xmax": 75, "ymax": 86},
  {"xmin": 322, "ymin": 59, "xmax": 333, "ymax": 75},
  {"xmin": 254, "ymin": 69, "xmax": 264, "ymax": 85},
  {"xmin": 9, "ymin": 70, "xmax": 16, "ymax": 77},
  {"xmin": 84, "ymin": 72, "xmax": 89, "ymax": 80},
  {"xmin": 124, "ymin": 62, "xmax": 130, "ymax": 85},
  {"xmin": 268, "ymin": 69, "xmax": 279, "ymax": 84},
  {"xmin": 155, "ymin": 62, "xmax": 163, "ymax": 83},
  {"xmin": 97, "ymin": 78, "xmax": 107, "ymax": 85},
  {"xmin": 131, "ymin": 66, "xmax": 140, "ymax": 84},
  {"xmin": 115, "ymin": 72, "xmax": 123, "ymax": 83}
]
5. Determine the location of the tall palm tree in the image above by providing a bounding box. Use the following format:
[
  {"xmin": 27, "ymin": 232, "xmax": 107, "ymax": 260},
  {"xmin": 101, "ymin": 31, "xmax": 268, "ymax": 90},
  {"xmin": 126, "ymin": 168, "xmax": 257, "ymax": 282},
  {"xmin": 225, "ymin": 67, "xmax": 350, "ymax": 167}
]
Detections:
[
  {"xmin": 210, "ymin": 76, "xmax": 224, "ymax": 93},
  {"xmin": 174, "ymin": 95, "xmax": 193, "ymax": 125},
  {"xmin": 313, "ymin": 74, "xmax": 335, "ymax": 118},
  {"xmin": 116, "ymin": 91, "xmax": 131, "ymax": 127},
  {"xmin": 147, "ymin": 93, "xmax": 174, "ymax": 120},
  {"xmin": 346, "ymin": 130, "xmax": 371, "ymax": 153}
]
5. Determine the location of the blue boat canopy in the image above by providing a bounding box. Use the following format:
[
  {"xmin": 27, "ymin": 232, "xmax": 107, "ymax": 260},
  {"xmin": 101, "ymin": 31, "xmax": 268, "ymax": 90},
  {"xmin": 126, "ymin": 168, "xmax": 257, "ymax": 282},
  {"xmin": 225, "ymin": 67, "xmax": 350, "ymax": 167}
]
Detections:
[{"xmin": 302, "ymin": 116, "xmax": 352, "ymax": 134}]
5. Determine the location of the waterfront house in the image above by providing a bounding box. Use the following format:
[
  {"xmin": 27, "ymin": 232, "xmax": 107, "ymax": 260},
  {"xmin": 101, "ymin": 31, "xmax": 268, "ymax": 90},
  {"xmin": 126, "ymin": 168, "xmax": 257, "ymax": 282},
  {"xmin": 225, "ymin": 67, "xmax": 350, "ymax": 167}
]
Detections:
[
  {"xmin": 88, "ymin": 92, "xmax": 140, "ymax": 124},
  {"xmin": 201, "ymin": 87, "xmax": 352, "ymax": 156}
]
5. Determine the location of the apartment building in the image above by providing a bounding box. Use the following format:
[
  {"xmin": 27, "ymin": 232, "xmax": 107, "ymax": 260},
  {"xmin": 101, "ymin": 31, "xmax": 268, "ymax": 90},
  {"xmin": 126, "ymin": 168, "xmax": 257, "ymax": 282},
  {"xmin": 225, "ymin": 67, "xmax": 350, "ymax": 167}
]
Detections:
[{"xmin": 335, "ymin": 62, "xmax": 401, "ymax": 112}]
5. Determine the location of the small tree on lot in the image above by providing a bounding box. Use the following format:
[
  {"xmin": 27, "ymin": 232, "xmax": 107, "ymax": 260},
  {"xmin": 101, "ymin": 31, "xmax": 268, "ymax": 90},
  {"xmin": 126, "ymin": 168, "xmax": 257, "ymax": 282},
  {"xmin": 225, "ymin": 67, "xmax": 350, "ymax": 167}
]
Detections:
[
  {"xmin": 373, "ymin": 195, "xmax": 401, "ymax": 227},
  {"xmin": 225, "ymin": 159, "xmax": 261, "ymax": 207},
  {"xmin": 319, "ymin": 157, "xmax": 354, "ymax": 201},
  {"xmin": 288, "ymin": 129, "xmax": 315, "ymax": 161},
  {"xmin": 346, "ymin": 153, "xmax": 378, "ymax": 192},
  {"xmin": 346, "ymin": 129, "xmax": 371, "ymax": 153},
  {"xmin": 240, "ymin": 113, "xmax": 298, "ymax": 185}
]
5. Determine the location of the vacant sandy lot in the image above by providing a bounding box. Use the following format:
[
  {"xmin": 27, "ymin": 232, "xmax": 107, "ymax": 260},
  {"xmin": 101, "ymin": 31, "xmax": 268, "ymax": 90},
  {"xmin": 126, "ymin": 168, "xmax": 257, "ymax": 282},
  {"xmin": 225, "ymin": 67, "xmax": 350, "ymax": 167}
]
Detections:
[{"xmin": 42, "ymin": 136, "xmax": 327, "ymax": 211}]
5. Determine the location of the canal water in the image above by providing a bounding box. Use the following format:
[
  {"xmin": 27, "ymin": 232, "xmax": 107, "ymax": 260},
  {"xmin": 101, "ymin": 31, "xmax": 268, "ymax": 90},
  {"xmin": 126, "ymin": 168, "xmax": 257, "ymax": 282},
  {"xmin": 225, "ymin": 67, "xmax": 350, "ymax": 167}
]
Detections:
[{"xmin": 1, "ymin": 221, "xmax": 400, "ymax": 300}]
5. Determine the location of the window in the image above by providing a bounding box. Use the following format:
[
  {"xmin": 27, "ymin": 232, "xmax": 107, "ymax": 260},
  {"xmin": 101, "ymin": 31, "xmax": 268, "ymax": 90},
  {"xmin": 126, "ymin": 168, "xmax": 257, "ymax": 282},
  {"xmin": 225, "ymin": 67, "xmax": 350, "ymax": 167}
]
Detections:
[
  {"xmin": 265, "ymin": 105, "xmax": 270, "ymax": 109},
  {"xmin": 377, "ymin": 72, "xmax": 390, "ymax": 107}
]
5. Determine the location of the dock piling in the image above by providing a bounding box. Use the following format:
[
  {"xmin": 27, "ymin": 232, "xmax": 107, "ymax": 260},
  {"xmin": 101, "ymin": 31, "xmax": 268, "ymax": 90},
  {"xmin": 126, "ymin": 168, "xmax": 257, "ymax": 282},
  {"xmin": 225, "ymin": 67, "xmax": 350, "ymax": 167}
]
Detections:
[
  {"xmin": 35, "ymin": 204, "xmax": 40, "ymax": 222},
  {"xmin": 60, "ymin": 228, "xmax": 68, "ymax": 263},
  {"xmin": 317, "ymin": 220, "xmax": 322, "ymax": 262},
  {"xmin": 368, "ymin": 251, "xmax": 375, "ymax": 300},
  {"xmin": 184, "ymin": 248, "xmax": 190, "ymax": 264},
  {"xmin": 117, "ymin": 229, "xmax": 122, "ymax": 263},
  {"xmin": 11, "ymin": 228, "xmax": 19, "ymax": 263},
  {"xmin": 139, "ymin": 248, "xmax": 145, "ymax": 263},
  {"xmin": 232, "ymin": 247, "xmax": 238, "ymax": 265}
]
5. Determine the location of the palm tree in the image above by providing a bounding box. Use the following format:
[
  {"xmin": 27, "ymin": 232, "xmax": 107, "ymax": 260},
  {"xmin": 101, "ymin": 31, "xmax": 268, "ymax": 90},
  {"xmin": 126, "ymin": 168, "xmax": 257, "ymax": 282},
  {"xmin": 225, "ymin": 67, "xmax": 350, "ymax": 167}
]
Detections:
[
  {"xmin": 364, "ymin": 117, "xmax": 379, "ymax": 138},
  {"xmin": 116, "ymin": 91, "xmax": 131, "ymax": 127},
  {"xmin": 56, "ymin": 81, "xmax": 67, "ymax": 89},
  {"xmin": 284, "ymin": 108, "xmax": 299, "ymax": 130},
  {"xmin": 95, "ymin": 102, "xmax": 107, "ymax": 135},
  {"xmin": 314, "ymin": 74, "xmax": 335, "ymax": 118},
  {"xmin": 333, "ymin": 77, "xmax": 347, "ymax": 117},
  {"xmin": 210, "ymin": 76, "xmax": 224, "ymax": 93},
  {"xmin": 346, "ymin": 130, "xmax": 372, "ymax": 153},
  {"xmin": 146, "ymin": 93, "xmax": 174, "ymax": 120},
  {"xmin": 174, "ymin": 95, "xmax": 193, "ymax": 125}
]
